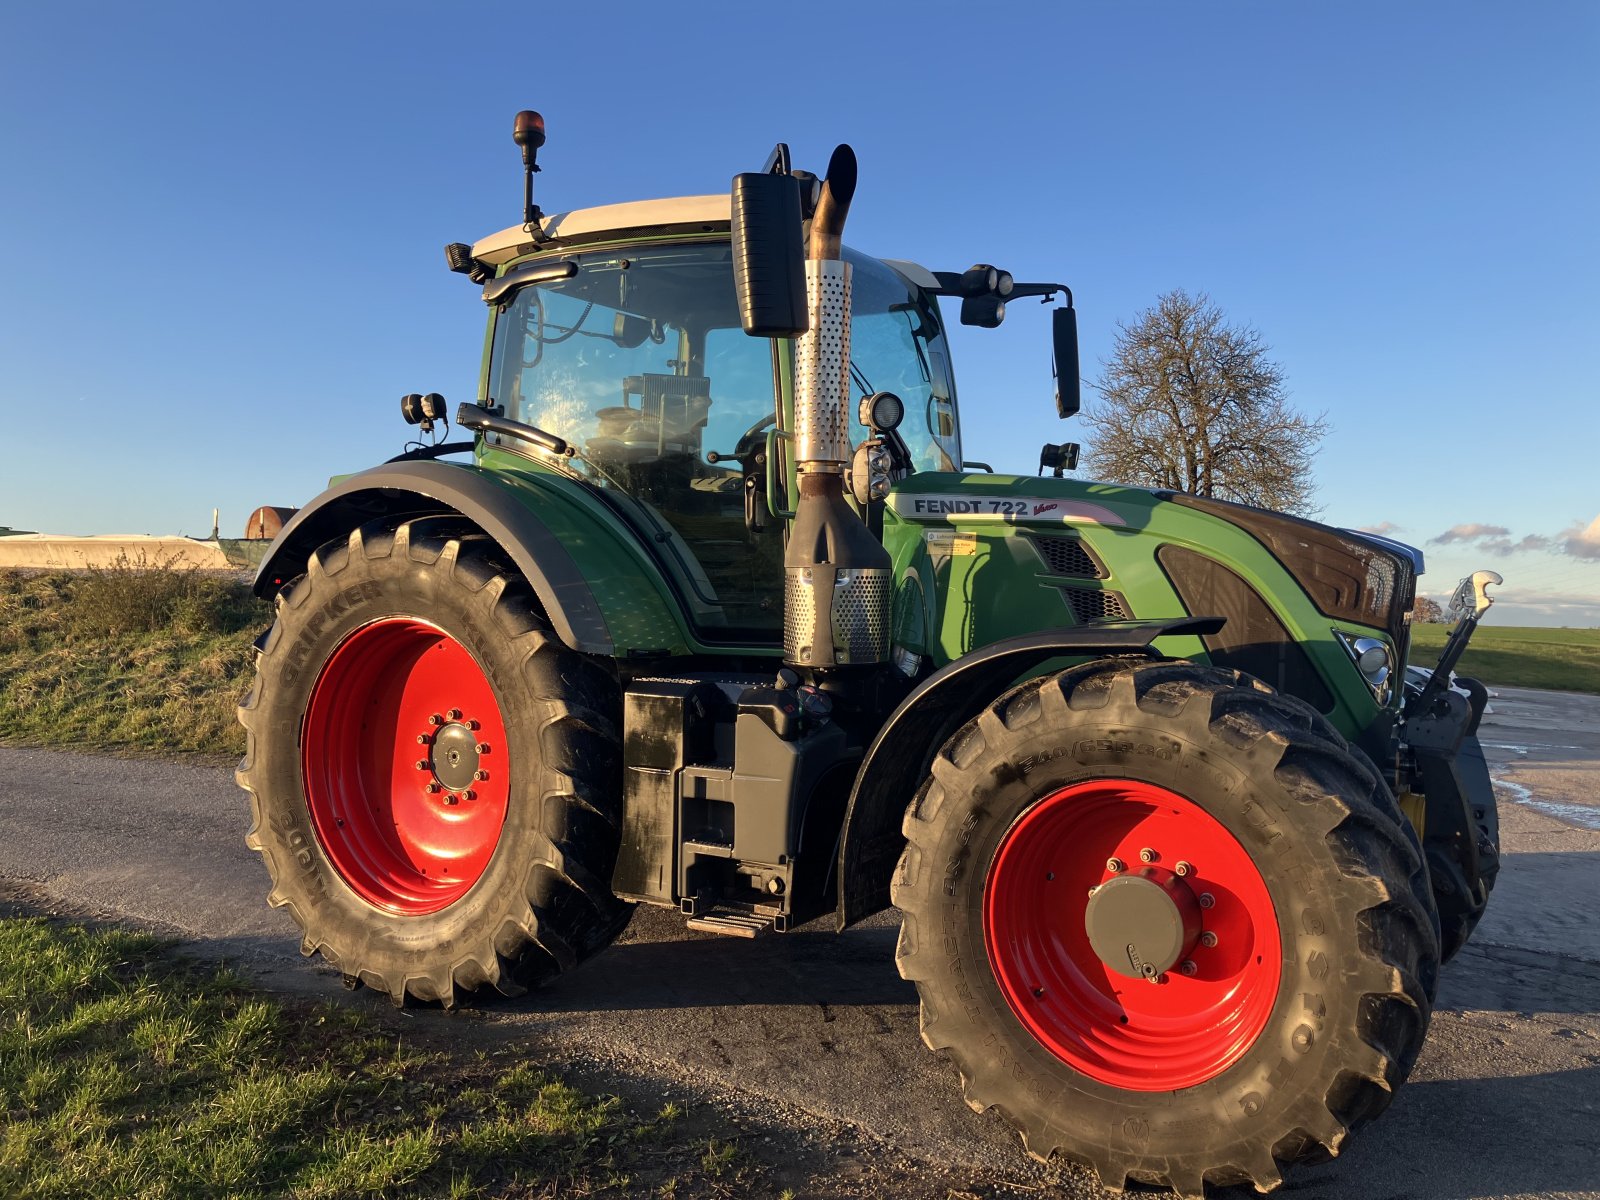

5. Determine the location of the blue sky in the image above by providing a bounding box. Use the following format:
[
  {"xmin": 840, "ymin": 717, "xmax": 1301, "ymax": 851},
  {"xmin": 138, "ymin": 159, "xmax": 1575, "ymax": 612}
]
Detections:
[{"xmin": 1, "ymin": 1, "xmax": 1595, "ymax": 624}]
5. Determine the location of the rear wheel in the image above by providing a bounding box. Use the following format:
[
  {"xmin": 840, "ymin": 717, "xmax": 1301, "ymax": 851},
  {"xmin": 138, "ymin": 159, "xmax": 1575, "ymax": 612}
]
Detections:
[
  {"xmin": 237, "ymin": 516, "xmax": 631, "ymax": 1005},
  {"xmin": 893, "ymin": 659, "xmax": 1438, "ymax": 1196}
]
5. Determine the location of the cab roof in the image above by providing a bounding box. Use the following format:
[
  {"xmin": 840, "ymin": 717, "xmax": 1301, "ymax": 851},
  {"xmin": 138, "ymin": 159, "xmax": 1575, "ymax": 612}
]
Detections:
[{"xmin": 469, "ymin": 194, "xmax": 941, "ymax": 290}]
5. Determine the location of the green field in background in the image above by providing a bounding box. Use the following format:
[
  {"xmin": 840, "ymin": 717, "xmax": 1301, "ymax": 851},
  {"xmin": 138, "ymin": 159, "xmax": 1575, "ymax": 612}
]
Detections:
[{"xmin": 1407, "ymin": 623, "xmax": 1600, "ymax": 694}]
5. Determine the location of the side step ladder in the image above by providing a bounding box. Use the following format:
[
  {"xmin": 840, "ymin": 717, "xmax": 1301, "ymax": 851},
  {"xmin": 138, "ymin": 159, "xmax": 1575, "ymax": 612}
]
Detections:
[{"xmin": 684, "ymin": 909, "xmax": 779, "ymax": 938}]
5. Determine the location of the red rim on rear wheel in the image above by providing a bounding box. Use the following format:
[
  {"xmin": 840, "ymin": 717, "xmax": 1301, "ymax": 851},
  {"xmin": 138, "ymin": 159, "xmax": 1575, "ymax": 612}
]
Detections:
[
  {"xmin": 302, "ymin": 618, "xmax": 510, "ymax": 915},
  {"xmin": 983, "ymin": 779, "xmax": 1281, "ymax": 1091}
]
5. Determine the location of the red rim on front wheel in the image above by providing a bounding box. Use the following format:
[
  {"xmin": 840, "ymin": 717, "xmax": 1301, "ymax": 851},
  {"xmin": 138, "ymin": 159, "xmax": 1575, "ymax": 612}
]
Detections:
[
  {"xmin": 302, "ymin": 618, "xmax": 510, "ymax": 915},
  {"xmin": 983, "ymin": 779, "xmax": 1281, "ymax": 1091}
]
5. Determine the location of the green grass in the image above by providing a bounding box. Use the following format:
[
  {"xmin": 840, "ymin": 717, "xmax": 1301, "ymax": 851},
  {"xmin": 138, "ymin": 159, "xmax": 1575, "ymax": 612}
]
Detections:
[
  {"xmin": 0, "ymin": 566, "xmax": 268, "ymax": 757},
  {"xmin": 1407, "ymin": 623, "xmax": 1600, "ymax": 694},
  {"xmin": 0, "ymin": 915, "xmax": 762, "ymax": 1199}
]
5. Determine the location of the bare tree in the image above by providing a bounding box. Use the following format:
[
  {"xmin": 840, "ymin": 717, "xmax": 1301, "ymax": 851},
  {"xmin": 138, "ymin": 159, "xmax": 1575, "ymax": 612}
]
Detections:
[{"xmin": 1083, "ymin": 290, "xmax": 1328, "ymax": 515}]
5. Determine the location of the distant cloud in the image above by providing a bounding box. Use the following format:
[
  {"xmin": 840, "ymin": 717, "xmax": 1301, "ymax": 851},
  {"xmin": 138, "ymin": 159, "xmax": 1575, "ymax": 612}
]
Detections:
[
  {"xmin": 1428, "ymin": 518, "xmax": 1600, "ymax": 564},
  {"xmin": 1358, "ymin": 521, "xmax": 1402, "ymax": 535},
  {"xmin": 1560, "ymin": 514, "xmax": 1600, "ymax": 561},
  {"xmin": 1430, "ymin": 523, "xmax": 1510, "ymax": 545},
  {"xmin": 1467, "ymin": 587, "xmax": 1600, "ymax": 627}
]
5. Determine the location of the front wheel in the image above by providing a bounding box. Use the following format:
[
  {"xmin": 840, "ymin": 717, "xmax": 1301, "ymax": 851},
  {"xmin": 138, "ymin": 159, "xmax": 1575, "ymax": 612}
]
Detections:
[
  {"xmin": 893, "ymin": 660, "xmax": 1439, "ymax": 1196},
  {"xmin": 237, "ymin": 516, "xmax": 632, "ymax": 1006}
]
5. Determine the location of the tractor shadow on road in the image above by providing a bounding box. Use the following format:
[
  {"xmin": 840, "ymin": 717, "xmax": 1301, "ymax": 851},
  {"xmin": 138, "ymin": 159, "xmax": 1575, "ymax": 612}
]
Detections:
[
  {"xmin": 1259, "ymin": 1064, "xmax": 1600, "ymax": 1199},
  {"xmin": 529, "ymin": 916, "xmax": 916, "ymax": 1013}
]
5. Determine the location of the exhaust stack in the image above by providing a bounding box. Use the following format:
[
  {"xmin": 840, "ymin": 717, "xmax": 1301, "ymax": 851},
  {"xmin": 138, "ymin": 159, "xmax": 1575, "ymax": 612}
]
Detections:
[{"xmin": 783, "ymin": 146, "xmax": 893, "ymax": 670}]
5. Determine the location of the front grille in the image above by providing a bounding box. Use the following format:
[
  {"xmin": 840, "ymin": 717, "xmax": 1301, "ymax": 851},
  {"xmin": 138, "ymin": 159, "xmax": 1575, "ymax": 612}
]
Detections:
[
  {"xmin": 1170, "ymin": 492, "xmax": 1414, "ymax": 651},
  {"xmin": 1061, "ymin": 586, "xmax": 1130, "ymax": 623},
  {"xmin": 1029, "ymin": 535, "xmax": 1106, "ymax": 579}
]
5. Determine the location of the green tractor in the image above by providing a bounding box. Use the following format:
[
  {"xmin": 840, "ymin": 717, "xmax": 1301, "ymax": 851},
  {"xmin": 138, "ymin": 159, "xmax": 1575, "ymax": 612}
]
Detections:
[{"xmin": 238, "ymin": 112, "xmax": 1502, "ymax": 1194}]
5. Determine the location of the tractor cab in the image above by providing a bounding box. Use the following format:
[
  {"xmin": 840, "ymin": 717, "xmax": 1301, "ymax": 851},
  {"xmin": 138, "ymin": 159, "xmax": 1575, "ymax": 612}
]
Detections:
[{"xmin": 467, "ymin": 203, "xmax": 963, "ymax": 639}]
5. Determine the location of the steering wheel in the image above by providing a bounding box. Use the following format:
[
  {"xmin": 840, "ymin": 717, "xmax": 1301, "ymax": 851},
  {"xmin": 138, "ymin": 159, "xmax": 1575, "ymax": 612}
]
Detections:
[{"xmin": 707, "ymin": 412, "xmax": 777, "ymax": 467}]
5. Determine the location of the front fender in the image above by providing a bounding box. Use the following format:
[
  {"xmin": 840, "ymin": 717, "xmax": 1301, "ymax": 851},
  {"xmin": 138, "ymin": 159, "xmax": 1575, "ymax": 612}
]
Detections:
[
  {"xmin": 253, "ymin": 460, "xmax": 691, "ymax": 657},
  {"xmin": 834, "ymin": 616, "xmax": 1223, "ymax": 928}
]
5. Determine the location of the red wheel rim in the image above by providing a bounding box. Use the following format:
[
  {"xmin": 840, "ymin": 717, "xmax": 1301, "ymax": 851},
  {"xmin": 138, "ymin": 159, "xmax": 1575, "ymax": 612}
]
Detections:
[
  {"xmin": 302, "ymin": 618, "xmax": 510, "ymax": 915},
  {"xmin": 983, "ymin": 779, "xmax": 1281, "ymax": 1091}
]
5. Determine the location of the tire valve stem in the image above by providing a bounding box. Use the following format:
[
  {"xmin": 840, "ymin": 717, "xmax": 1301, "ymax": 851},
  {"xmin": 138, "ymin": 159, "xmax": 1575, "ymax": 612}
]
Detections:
[{"xmin": 1106, "ymin": 857, "xmax": 1125, "ymax": 874}]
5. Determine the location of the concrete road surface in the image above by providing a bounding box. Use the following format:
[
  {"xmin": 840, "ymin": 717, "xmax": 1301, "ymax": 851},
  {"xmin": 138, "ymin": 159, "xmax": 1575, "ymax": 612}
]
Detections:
[{"xmin": 2, "ymin": 685, "xmax": 1598, "ymax": 1198}]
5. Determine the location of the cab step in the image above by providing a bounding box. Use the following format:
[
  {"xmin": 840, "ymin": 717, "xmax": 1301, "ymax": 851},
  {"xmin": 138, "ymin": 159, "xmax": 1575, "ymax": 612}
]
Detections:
[{"xmin": 685, "ymin": 911, "xmax": 776, "ymax": 938}]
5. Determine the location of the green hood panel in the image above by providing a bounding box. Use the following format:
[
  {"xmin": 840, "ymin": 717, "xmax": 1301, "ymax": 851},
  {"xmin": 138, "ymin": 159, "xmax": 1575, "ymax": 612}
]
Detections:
[{"xmin": 882, "ymin": 472, "xmax": 1388, "ymax": 739}]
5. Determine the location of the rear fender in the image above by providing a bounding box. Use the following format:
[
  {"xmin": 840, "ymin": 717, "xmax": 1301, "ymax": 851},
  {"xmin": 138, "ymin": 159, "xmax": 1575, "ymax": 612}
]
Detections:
[
  {"xmin": 834, "ymin": 616, "xmax": 1223, "ymax": 928},
  {"xmin": 253, "ymin": 460, "xmax": 690, "ymax": 657}
]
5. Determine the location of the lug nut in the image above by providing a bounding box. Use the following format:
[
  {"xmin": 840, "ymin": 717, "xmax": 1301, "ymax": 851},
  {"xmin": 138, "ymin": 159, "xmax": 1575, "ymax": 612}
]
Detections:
[
  {"xmin": 428, "ymin": 713, "xmax": 445, "ymax": 726},
  {"xmin": 1174, "ymin": 860, "xmax": 1193, "ymax": 877},
  {"xmin": 446, "ymin": 708, "xmax": 463, "ymax": 721},
  {"xmin": 1139, "ymin": 847, "xmax": 1157, "ymax": 864},
  {"xmin": 1179, "ymin": 960, "xmax": 1198, "ymax": 976},
  {"xmin": 475, "ymin": 743, "xmax": 491, "ymax": 755},
  {"xmin": 1088, "ymin": 885, "xmax": 1100, "ymax": 898},
  {"xmin": 1106, "ymin": 857, "xmax": 1125, "ymax": 874},
  {"xmin": 416, "ymin": 733, "xmax": 432, "ymax": 745},
  {"xmin": 467, "ymin": 719, "xmax": 480, "ymax": 731},
  {"xmin": 1200, "ymin": 931, "xmax": 1219, "ymax": 948},
  {"xmin": 444, "ymin": 793, "xmax": 459, "ymax": 805},
  {"xmin": 474, "ymin": 769, "xmax": 489, "ymax": 781},
  {"xmin": 460, "ymin": 789, "xmax": 476, "ymax": 802},
  {"xmin": 1199, "ymin": 893, "xmax": 1216, "ymax": 909},
  {"xmin": 415, "ymin": 759, "xmax": 429, "ymax": 771},
  {"xmin": 424, "ymin": 782, "xmax": 441, "ymax": 794}
]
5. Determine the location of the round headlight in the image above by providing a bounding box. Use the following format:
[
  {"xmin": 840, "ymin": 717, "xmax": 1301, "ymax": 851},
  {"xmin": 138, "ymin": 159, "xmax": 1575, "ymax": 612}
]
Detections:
[{"xmin": 859, "ymin": 390, "xmax": 905, "ymax": 432}]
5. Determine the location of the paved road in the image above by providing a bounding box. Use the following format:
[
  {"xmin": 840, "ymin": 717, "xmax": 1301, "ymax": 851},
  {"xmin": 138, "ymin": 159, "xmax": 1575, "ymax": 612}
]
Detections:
[{"xmin": 3, "ymin": 686, "xmax": 1598, "ymax": 1198}]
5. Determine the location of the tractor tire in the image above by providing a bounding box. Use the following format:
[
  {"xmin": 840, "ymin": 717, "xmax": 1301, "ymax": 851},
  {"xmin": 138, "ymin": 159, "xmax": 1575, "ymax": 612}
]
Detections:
[
  {"xmin": 237, "ymin": 516, "xmax": 632, "ymax": 1006},
  {"xmin": 892, "ymin": 659, "xmax": 1439, "ymax": 1197}
]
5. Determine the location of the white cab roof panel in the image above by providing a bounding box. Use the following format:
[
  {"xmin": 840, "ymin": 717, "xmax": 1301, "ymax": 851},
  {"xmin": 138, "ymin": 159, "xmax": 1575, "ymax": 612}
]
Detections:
[{"xmin": 472, "ymin": 195, "xmax": 731, "ymax": 264}]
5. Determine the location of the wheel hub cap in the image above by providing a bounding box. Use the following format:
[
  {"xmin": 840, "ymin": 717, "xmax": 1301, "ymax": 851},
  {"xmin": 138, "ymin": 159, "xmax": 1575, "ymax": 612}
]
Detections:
[
  {"xmin": 1084, "ymin": 868, "xmax": 1202, "ymax": 980},
  {"xmin": 430, "ymin": 723, "xmax": 482, "ymax": 791}
]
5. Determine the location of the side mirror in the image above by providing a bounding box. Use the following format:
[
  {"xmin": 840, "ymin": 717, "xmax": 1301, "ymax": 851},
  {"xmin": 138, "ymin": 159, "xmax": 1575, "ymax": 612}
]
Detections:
[
  {"xmin": 730, "ymin": 172, "xmax": 807, "ymax": 337},
  {"xmin": 1053, "ymin": 306, "xmax": 1081, "ymax": 418}
]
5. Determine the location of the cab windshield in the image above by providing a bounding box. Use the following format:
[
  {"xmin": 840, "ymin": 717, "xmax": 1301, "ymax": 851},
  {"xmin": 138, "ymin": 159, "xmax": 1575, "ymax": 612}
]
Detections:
[{"xmin": 485, "ymin": 240, "xmax": 958, "ymax": 635}]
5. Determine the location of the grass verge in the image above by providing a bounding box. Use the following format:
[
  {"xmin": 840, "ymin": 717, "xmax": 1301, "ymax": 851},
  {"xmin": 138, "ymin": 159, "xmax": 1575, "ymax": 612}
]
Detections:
[
  {"xmin": 0, "ymin": 566, "xmax": 267, "ymax": 757},
  {"xmin": 0, "ymin": 914, "xmax": 768, "ymax": 1199},
  {"xmin": 1407, "ymin": 623, "xmax": 1600, "ymax": 694}
]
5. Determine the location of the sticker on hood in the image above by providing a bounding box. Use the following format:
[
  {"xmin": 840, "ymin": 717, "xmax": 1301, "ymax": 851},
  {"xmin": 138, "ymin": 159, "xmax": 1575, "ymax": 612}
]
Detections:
[{"xmin": 889, "ymin": 493, "xmax": 1126, "ymax": 526}]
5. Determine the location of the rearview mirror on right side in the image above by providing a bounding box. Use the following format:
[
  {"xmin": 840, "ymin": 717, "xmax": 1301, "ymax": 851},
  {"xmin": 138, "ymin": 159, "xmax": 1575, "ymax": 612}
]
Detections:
[
  {"xmin": 730, "ymin": 172, "xmax": 808, "ymax": 338},
  {"xmin": 1053, "ymin": 306, "xmax": 1081, "ymax": 419}
]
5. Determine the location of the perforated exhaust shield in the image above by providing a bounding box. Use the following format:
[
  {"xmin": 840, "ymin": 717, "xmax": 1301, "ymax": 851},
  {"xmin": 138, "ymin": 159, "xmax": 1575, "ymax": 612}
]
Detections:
[
  {"xmin": 794, "ymin": 259, "xmax": 852, "ymax": 468},
  {"xmin": 784, "ymin": 566, "xmax": 891, "ymax": 665}
]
